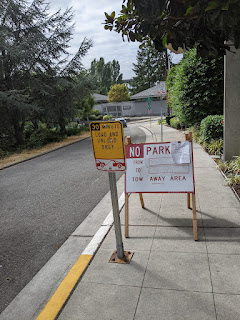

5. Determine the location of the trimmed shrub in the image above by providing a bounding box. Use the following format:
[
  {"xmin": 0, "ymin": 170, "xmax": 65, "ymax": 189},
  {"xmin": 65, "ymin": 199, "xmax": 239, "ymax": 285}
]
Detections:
[
  {"xmin": 89, "ymin": 114, "xmax": 97, "ymax": 120},
  {"xmin": 90, "ymin": 109, "xmax": 101, "ymax": 116},
  {"xmin": 200, "ymin": 115, "xmax": 224, "ymax": 143},
  {"xmin": 26, "ymin": 128, "xmax": 65, "ymax": 148},
  {"xmin": 66, "ymin": 127, "xmax": 82, "ymax": 136},
  {"xmin": 170, "ymin": 117, "xmax": 181, "ymax": 129},
  {"xmin": 103, "ymin": 114, "xmax": 113, "ymax": 120}
]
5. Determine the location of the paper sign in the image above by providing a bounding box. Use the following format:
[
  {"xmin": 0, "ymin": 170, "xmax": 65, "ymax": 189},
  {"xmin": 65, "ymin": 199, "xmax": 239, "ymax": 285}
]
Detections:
[
  {"xmin": 171, "ymin": 141, "xmax": 190, "ymax": 164},
  {"xmin": 125, "ymin": 141, "xmax": 194, "ymax": 193}
]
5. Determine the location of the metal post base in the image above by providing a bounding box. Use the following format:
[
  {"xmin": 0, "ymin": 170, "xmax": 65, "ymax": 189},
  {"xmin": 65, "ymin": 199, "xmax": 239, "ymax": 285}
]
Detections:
[{"xmin": 109, "ymin": 251, "xmax": 134, "ymax": 264}]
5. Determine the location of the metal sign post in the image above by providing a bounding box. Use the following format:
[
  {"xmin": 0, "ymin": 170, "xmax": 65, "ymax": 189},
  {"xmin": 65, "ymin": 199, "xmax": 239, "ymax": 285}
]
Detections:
[
  {"xmin": 89, "ymin": 121, "xmax": 133, "ymax": 263},
  {"xmin": 108, "ymin": 172, "xmax": 124, "ymax": 258},
  {"xmin": 146, "ymin": 97, "xmax": 152, "ymax": 127}
]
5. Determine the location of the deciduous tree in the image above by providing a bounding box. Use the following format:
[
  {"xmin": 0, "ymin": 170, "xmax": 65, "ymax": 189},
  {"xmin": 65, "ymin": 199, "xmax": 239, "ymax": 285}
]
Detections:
[
  {"xmin": 108, "ymin": 83, "xmax": 129, "ymax": 102},
  {"xmin": 104, "ymin": 0, "xmax": 240, "ymax": 58}
]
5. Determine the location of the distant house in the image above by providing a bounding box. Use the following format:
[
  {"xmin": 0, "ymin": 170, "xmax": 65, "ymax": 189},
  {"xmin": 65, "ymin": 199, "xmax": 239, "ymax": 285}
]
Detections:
[{"xmin": 93, "ymin": 82, "xmax": 167, "ymax": 117}]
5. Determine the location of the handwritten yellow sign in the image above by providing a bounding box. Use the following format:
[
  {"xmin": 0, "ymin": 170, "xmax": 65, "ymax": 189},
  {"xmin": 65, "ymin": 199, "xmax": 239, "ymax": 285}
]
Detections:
[{"xmin": 90, "ymin": 121, "xmax": 125, "ymax": 160}]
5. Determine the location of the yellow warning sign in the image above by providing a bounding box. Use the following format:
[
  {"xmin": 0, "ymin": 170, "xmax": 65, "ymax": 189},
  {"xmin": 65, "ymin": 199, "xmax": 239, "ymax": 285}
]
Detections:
[{"xmin": 90, "ymin": 121, "xmax": 125, "ymax": 160}]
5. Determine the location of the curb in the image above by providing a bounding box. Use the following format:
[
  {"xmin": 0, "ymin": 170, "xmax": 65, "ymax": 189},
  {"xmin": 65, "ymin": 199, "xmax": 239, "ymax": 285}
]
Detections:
[
  {"xmin": 0, "ymin": 135, "xmax": 90, "ymax": 171},
  {"xmin": 139, "ymin": 124, "xmax": 158, "ymax": 142},
  {"xmin": 36, "ymin": 192, "xmax": 125, "ymax": 320}
]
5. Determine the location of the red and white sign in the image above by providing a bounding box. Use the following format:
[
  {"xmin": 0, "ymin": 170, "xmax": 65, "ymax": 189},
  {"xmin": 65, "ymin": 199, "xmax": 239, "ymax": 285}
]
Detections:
[
  {"xmin": 95, "ymin": 159, "xmax": 125, "ymax": 171},
  {"xmin": 125, "ymin": 141, "xmax": 195, "ymax": 193}
]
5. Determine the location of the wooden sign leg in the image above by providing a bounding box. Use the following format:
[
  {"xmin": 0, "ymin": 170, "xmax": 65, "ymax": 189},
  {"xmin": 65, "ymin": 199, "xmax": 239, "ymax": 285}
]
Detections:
[
  {"xmin": 124, "ymin": 136, "xmax": 131, "ymax": 238},
  {"xmin": 192, "ymin": 193, "xmax": 198, "ymax": 241},
  {"xmin": 187, "ymin": 193, "xmax": 191, "ymax": 209},
  {"xmin": 139, "ymin": 193, "xmax": 145, "ymax": 208},
  {"xmin": 125, "ymin": 193, "xmax": 129, "ymax": 238}
]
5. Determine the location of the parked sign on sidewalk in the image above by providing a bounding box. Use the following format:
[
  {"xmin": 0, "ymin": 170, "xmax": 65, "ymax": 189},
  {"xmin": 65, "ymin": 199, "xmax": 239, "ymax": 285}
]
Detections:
[
  {"xmin": 90, "ymin": 121, "xmax": 125, "ymax": 171},
  {"xmin": 125, "ymin": 141, "xmax": 194, "ymax": 193}
]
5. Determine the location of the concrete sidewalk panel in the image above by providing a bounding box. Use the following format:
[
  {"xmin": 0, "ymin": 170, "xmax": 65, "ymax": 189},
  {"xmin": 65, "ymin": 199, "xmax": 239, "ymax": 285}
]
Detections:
[
  {"xmin": 135, "ymin": 288, "xmax": 216, "ymax": 320},
  {"xmin": 193, "ymin": 152, "xmax": 216, "ymax": 168},
  {"xmin": 198, "ymin": 190, "xmax": 240, "ymax": 209},
  {"xmin": 194, "ymin": 167, "xmax": 224, "ymax": 180},
  {"xmin": 157, "ymin": 206, "xmax": 203, "ymax": 227},
  {"xmin": 81, "ymin": 249, "xmax": 149, "ymax": 287},
  {"xmin": 214, "ymin": 293, "xmax": 240, "ymax": 320},
  {"xmin": 128, "ymin": 193, "xmax": 161, "ymax": 226},
  {"xmin": 143, "ymin": 251, "xmax": 212, "ymax": 292},
  {"xmin": 102, "ymin": 226, "xmax": 156, "ymax": 251},
  {"xmin": 151, "ymin": 227, "xmax": 207, "ymax": 253},
  {"xmin": 195, "ymin": 182, "xmax": 230, "ymax": 193},
  {"xmin": 201, "ymin": 207, "xmax": 240, "ymax": 227},
  {"xmin": 161, "ymin": 193, "xmax": 195, "ymax": 205},
  {"xmin": 58, "ymin": 282, "xmax": 141, "ymax": 320},
  {"xmin": 209, "ymin": 254, "xmax": 240, "ymax": 294},
  {"xmin": 205, "ymin": 228, "xmax": 240, "ymax": 254}
]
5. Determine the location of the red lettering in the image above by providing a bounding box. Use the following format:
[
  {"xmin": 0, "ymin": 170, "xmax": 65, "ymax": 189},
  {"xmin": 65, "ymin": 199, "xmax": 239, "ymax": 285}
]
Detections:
[
  {"xmin": 165, "ymin": 146, "xmax": 170, "ymax": 154},
  {"xmin": 159, "ymin": 146, "xmax": 164, "ymax": 154},
  {"xmin": 147, "ymin": 147, "xmax": 151, "ymax": 155}
]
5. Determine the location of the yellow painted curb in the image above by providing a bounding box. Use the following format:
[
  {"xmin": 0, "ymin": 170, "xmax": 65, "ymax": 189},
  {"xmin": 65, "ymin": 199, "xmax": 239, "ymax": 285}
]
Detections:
[{"xmin": 36, "ymin": 254, "xmax": 92, "ymax": 320}]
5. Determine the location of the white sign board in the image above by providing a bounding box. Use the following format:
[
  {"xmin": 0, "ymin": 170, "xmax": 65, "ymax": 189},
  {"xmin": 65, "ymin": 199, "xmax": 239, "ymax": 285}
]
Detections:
[{"xmin": 125, "ymin": 141, "xmax": 195, "ymax": 193}]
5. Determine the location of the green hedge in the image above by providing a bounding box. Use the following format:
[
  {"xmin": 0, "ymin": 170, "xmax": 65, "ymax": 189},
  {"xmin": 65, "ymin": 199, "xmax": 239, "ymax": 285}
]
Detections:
[
  {"xmin": 167, "ymin": 49, "xmax": 223, "ymax": 126},
  {"xmin": 26, "ymin": 128, "xmax": 65, "ymax": 148},
  {"xmin": 200, "ymin": 115, "xmax": 224, "ymax": 143},
  {"xmin": 170, "ymin": 117, "xmax": 181, "ymax": 129}
]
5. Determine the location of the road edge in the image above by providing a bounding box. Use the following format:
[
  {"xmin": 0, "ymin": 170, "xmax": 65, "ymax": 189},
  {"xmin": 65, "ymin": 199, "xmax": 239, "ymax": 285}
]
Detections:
[{"xmin": 0, "ymin": 135, "xmax": 90, "ymax": 171}]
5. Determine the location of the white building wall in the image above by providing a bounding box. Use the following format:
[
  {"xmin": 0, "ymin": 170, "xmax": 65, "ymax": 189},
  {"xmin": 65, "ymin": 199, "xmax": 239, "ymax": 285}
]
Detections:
[{"xmin": 94, "ymin": 99, "xmax": 167, "ymax": 117}]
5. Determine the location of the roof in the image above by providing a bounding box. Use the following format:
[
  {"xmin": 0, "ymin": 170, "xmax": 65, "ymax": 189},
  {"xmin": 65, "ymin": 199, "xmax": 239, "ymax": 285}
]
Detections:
[
  {"xmin": 130, "ymin": 82, "xmax": 167, "ymax": 100},
  {"xmin": 93, "ymin": 93, "xmax": 108, "ymax": 102}
]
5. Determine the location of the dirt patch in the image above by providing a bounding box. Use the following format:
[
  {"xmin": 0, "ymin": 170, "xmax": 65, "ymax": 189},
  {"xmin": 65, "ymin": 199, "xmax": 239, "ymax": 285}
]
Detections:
[{"xmin": 0, "ymin": 132, "xmax": 90, "ymax": 169}]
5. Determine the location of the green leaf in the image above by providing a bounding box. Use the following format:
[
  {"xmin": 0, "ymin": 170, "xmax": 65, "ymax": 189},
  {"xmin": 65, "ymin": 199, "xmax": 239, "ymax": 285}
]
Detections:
[
  {"xmin": 205, "ymin": 1, "xmax": 219, "ymax": 11},
  {"xmin": 221, "ymin": 2, "xmax": 229, "ymax": 10},
  {"xmin": 162, "ymin": 33, "xmax": 168, "ymax": 47},
  {"xmin": 185, "ymin": 6, "xmax": 193, "ymax": 16}
]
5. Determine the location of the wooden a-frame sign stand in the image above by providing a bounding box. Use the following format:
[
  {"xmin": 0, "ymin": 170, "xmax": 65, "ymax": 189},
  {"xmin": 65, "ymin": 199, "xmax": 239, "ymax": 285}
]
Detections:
[{"xmin": 124, "ymin": 132, "xmax": 198, "ymax": 241}]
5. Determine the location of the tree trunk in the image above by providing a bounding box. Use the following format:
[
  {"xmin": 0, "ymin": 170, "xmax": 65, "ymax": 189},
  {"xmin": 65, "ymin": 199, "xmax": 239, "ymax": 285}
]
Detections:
[
  {"xmin": 14, "ymin": 123, "xmax": 25, "ymax": 146},
  {"xmin": 59, "ymin": 118, "xmax": 66, "ymax": 133}
]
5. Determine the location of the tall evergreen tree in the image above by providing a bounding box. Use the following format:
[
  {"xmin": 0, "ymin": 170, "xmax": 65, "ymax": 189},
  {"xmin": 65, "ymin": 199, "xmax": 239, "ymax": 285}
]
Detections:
[
  {"xmin": 0, "ymin": 0, "xmax": 92, "ymax": 145},
  {"xmin": 89, "ymin": 57, "xmax": 122, "ymax": 95},
  {"xmin": 131, "ymin": 43, "xmax": 166, "ymax": 94}
]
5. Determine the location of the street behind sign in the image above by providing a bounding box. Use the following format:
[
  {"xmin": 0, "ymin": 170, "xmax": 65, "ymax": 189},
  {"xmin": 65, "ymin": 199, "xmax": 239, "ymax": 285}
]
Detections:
[
  {"xmin": 90, "ymin": 121, "xmax": 125, "ymax": 171},
  {"xmin": 125, "ymin": 141, "xmax": 194, "ymax": 193}
]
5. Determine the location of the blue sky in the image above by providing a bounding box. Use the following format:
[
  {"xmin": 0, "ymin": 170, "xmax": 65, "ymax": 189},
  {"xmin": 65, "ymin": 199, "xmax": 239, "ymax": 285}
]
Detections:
[{"xmin": 48, "ymin": 0, "xmax": 182, "ymax": 79}]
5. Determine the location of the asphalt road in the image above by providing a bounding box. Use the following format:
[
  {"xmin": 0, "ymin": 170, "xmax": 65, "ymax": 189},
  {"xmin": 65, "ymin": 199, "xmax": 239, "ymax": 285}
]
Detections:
[{"xmin": 0, "ymin": 123, "xmax": 146, "ymax": 313}]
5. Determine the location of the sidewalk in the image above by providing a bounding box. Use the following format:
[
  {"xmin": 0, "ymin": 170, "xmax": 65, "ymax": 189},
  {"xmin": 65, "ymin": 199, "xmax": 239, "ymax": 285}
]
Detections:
[{"xmin": 56, "ymin": 124, "xmax": 240, "ymax": 320}]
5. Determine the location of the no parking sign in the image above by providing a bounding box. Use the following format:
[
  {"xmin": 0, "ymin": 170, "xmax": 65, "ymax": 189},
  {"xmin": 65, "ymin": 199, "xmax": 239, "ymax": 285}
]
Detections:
[{"xmin": 125, "ymin": 141, "xmax": 195, "ymax": 193}]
